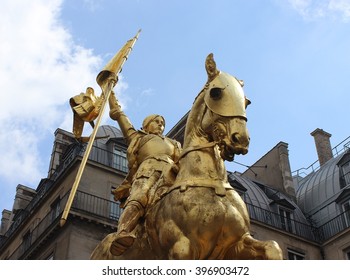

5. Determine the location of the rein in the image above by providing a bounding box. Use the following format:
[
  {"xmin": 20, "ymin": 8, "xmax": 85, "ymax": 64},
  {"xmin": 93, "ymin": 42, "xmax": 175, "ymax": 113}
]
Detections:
[
  {"xmin": 175, "ymin": 141, "xmax": 217, "ymax": 163},
  {"xmin": 151, "ymin": 140, "xmax": 233, "ymax": 202}
]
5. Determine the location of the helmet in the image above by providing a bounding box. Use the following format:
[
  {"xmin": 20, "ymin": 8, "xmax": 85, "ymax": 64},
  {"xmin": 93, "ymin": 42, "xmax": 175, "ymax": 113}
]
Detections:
[
  {"xmin": 204, "ymin": 71, "xmax": 249, "ymax": 119},
  {"xmin": 142, "ymin": 114, "xmax": 165, "ymax": 130}
]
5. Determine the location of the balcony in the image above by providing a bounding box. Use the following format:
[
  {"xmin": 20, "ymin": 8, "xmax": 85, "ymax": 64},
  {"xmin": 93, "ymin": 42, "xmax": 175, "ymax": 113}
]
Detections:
[
  {"xmin": 4, "ymin": 189, "xmax": 350, "ymax": 259},
  {"xmin": 246, "ymin": 203, "xmax": 318, "ymax": 241},
  {"xmin": 7, "ymin": 190, "xmax": 121, "ymax": 260},
  {"xmin": 317, "ymin": 208, "xmax": 350, "ymax": 241},
  {"xmin": 51, "ymin": 142, "xmax": 128, "ymax": 182},
  {"xmin": 0, "ymin": 142, "xmax": 127, "ymax": 251}
]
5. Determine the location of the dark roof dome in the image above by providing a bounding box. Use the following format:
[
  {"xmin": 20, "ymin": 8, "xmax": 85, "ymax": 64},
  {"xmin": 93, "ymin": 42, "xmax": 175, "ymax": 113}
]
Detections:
[
  {"xmin": 296, "ymin": 150, "xmax": 350, "ymax": 226},
  {"xmin": 96, "ymin": 125, "xmax": 123, "ymax": 142},
  {"xmin": 229, "ymin": 172, "xmax": 309, "ymax": 225}
]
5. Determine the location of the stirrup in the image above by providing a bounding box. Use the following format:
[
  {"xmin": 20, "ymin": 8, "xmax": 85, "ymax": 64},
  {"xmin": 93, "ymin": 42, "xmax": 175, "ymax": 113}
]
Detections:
[{"xmin": 110, "ymin": 234, "xmax": 135, "ymax": 256}]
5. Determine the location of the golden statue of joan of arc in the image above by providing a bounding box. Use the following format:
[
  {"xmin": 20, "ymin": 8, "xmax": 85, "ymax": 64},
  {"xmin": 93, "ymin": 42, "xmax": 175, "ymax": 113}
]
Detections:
[
  {"xmin": 91, "ymin": 53, "xmax": 283, "ymax": 260},
  {"xmin": 107, "ymin": 93, "xmax": 182, "ymax": 256}
]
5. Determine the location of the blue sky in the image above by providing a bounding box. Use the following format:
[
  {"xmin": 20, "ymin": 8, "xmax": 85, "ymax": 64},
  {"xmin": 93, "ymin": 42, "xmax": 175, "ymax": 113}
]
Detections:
[{"xmin": 1, "ymin": 0, "xmax": 350, "ymax": 213}]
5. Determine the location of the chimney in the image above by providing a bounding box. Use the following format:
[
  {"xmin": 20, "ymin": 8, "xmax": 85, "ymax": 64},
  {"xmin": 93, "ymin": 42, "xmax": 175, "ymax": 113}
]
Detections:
[
  {"xmin": 12, "ymin": 184, "xmax": 36, "ymax": 214},
  {"xmin": 242, "ymin": 141, "xmax": 296, "ymax": 200},
  {"xmin": 310, "ymin": 128, "xmax": 333, "ymax": 166},
  {"xmin": 47, "ymin": 128, "xmax": 75, "ymax": 177},
  {"xmin": 1, "ymin": 209, "xmax": 11, "ymax": 235}
]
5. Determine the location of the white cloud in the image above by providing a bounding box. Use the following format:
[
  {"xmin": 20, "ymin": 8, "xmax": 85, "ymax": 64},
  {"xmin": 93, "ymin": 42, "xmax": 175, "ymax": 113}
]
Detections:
[
  {"xmin": 0, "ymin": 0, "xmax": 127, "ymax": 195},
  {"xmin": 0, "ymin": 126, "xmax": 43, "ymax": 183},
  {"xmin": 328, "ymin": 0, "xmax": 350, "ymax": 19},
  {"xmin": 82, "ymin": 0, "xmax": 104, "ymax": 12},
  {"xmin": 287, "ymin": 0, "xmax": 350, "ymax": 21},
  {"xmin": 141, "ymin": 88, "xmax": 155, "ymax": 97}
]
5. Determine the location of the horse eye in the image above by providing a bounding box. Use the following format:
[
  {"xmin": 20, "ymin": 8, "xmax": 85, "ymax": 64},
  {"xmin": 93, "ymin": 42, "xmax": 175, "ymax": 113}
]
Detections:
[{"xmin": 210, "ymin": 87, "xmax": 222, "ymax": 100}]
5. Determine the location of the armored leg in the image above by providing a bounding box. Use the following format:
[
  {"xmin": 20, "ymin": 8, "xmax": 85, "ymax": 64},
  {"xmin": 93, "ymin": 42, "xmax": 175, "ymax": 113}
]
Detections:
[{"xmin": 110, "ymin": 201, "xmax": 144, "ymax": 256}]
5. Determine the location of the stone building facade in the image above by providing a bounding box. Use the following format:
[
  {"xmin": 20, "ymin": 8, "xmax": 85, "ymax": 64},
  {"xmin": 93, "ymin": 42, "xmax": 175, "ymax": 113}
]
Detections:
[{"xmin": 0, "ymin": 126, "xmax": 127, "ymax": 259}]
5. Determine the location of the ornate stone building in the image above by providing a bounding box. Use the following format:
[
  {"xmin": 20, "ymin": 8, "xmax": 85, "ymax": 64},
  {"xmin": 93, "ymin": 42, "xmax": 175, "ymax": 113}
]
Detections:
[
  {"xmin": 1, "ymin": 117, "xmax": 349, "ymax": 259},
  {"xmin": 0, "ymin": 125, "xmax": 127, "ymax": 259}
]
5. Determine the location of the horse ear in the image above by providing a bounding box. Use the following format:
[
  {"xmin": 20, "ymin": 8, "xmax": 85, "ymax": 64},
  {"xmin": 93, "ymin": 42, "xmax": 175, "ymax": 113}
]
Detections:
[
  {"xmin": 205, "ymin": 53, "xmax": 219, "ymax": 82},
  {"xmin": 245, "ymin": 97, "xmax": 251, "ymax": 108}
]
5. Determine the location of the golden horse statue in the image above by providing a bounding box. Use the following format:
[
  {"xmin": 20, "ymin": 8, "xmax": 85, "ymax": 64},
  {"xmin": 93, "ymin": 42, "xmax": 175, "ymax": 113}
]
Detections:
[{"xmin": 90, "ymin": 53, "xmax": 283, "ymax": 260}]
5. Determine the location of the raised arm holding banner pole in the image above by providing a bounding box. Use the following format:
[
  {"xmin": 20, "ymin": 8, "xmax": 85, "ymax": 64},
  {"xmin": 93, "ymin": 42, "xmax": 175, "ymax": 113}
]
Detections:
[{"xmin": 60, "ymin": 29, "xmax": 141, "ymax": 227}]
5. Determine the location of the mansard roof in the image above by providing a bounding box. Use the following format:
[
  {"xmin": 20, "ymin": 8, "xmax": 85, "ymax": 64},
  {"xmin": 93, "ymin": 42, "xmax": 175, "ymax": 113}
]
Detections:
[{"xmin": 296, "ymin": 151, "xmax": 349, "ymax": 216}]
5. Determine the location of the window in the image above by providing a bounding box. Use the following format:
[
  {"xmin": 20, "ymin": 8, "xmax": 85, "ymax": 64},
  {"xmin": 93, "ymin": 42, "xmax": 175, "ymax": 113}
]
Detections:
[
  {"xmin": 51, "ymin": 198, "xmax": 61, "ymax": 222},
  {"xmin": 23, "ymin": 230, "xmax": 32, "ymax": 251},
  {"xmin": 287, "ymin": 249, "xmax": 305, "ymax": 260},
  {"xmin": 113, "ymin": 146, "xmax": 128, "ymax": 172},
  {"xmin": 110, "ymin": 187, "xmax": 121, "ymax": 220},
  {"xmin": 342, "ymin": 199, "xmax": 350, "ymax": 227},
  {"xmin": 343, "ymin": 247, "xmax": 350, "ymax": 260},
  {"xmin": 340, "ymin": 159, "xmax": 350, "ymax": 188},
  {"xmin": 279, "ymin": 207, "xmax": 294, "ymax": 233}
]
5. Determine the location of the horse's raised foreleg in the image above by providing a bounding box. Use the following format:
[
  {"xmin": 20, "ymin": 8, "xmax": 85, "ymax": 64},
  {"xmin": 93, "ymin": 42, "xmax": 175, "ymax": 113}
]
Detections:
[
  {"xmin": 225, "ymin": 233, "xmax": 283, "ymax": 260},
  {"xmin": 158, "ymin": 219, "xmax": 196, "ymax": 260},
  {"xmin": 90, "ymin": 233, "xmax": 118, "ymax": 260}
]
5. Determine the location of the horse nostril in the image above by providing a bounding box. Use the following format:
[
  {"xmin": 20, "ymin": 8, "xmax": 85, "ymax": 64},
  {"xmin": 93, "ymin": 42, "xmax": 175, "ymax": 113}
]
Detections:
[{"xmin": 232, "ymin": 133, "xmax": 240, "ymax": 143}]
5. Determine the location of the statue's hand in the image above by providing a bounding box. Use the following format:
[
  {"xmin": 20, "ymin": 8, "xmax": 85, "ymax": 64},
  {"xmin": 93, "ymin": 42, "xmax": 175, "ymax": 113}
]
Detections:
[
  {"xmin": 108, "ymin": 91, "xmax": 123, "ymax": 120},
  {"xmin": 109, "ymin": 108, "xmax": 122, "ymax": 120}
]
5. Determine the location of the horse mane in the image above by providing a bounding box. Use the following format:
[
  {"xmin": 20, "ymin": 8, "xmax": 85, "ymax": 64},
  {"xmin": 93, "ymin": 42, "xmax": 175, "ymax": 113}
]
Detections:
[{"xmin": 183, "ymin": 89, "xmax": 208, "ymax": 148}]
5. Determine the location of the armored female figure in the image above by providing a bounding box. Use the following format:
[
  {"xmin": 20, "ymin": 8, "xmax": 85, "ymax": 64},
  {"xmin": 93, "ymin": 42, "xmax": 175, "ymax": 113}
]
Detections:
[{"xmin": 108, "ymin": 93, "xmax": 182, "ymax": 256}]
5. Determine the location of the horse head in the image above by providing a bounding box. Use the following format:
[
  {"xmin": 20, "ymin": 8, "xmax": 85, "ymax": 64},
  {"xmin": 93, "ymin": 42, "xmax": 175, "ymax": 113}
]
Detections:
[{"xmin": 196, "ymin": 53, "xmax": 250, "ymax": 161}]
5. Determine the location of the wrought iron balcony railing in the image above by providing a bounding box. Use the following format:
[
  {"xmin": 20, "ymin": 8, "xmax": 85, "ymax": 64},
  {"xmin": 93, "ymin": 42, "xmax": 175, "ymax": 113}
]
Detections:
[
  {"xmin": 246, "ymin": 203, "xmax": 318, "ymax": 241},
  {"xmin": 0, "ymin": 142, "xmax": 127, "ymax": 250},
  {"xmin": 7, "ymin": 190, "xmax": 120, "ymax": 259},
  {"xmin": 2, "ymin": 140, "xmax": 350, "ymax": 258},
  {"xmin": 4, "ymin": 188, "xmax": 350, "ymax": 259},
  {"xmin": 317, "ymin": 208, "xmax": 350, "ymax": 241}
]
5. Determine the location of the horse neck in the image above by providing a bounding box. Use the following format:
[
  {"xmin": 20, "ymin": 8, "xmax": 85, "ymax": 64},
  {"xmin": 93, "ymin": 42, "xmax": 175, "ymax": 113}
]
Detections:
[{"xmin": 177, "ymin": 93, "xmax": 228, "ymax": 182}]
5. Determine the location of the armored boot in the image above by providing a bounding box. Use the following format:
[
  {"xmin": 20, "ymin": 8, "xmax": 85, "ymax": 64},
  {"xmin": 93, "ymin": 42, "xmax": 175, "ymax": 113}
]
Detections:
[{"xmin": 110, "ymin": 202, "xmax": 144, "ymax": 256}]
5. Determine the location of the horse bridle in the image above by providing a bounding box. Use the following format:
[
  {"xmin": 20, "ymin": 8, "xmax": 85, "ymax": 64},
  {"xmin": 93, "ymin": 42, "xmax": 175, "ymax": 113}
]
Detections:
[{"xmin": 176, "ymin": 141, "xmax": 218, "ymax": 163}]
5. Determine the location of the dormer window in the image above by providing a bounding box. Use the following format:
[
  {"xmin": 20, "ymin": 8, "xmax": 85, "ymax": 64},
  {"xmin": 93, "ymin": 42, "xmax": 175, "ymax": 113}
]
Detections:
[
  {"xmin": 340, "ymin": 161, "xmax": 350, "ymax": 188},
  {"xmin": 279, "ymin": 207, "xmax": 294, "ymax": 233},
  {"xmin": 269, "ymin": 198, "xmax": 296, "ymax": 234},
  {"xmin": 335, "ymin": 189, "xmax": 350, "ymax": 228},
  {"xmin": 337, "ymin": 152, "xmax": 350, "ymax": 189},
  {"xmin": 342, "ymin": 199, "xmax": 350, "ymax": 227},
  {"xmin": 113, "ymin": 145, "xmax": 128, "ymax": 173}
]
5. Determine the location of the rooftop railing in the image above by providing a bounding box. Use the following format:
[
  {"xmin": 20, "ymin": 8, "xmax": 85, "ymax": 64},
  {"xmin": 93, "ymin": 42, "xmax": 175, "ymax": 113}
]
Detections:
[{"xmin": 292, "ymin": 136, "xmax": 350, "ymax": 181}]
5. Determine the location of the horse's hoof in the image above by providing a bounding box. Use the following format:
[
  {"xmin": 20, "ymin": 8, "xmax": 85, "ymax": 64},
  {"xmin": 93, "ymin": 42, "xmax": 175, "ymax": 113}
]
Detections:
[{"xmin": 110, "ymin": 235, "xmax": 135, "ymax": 256}]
